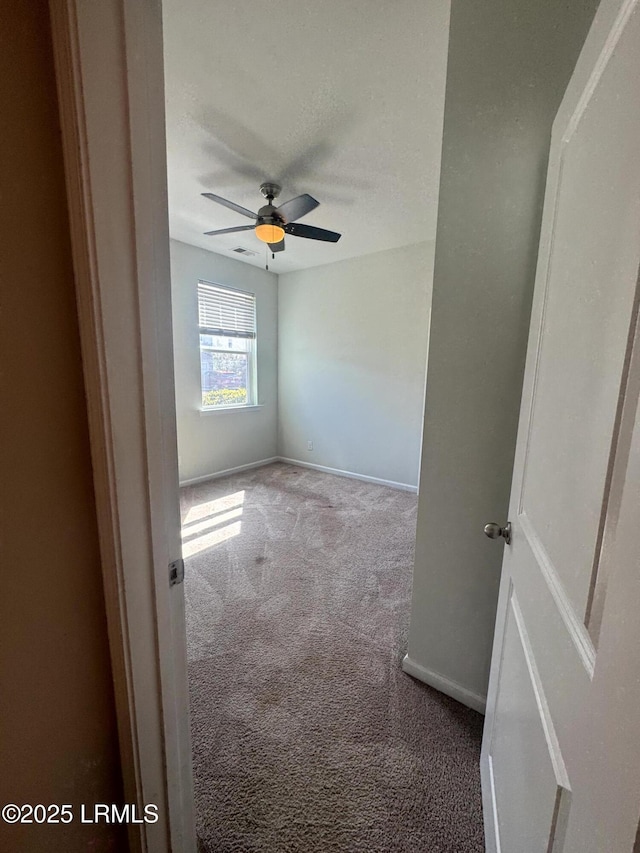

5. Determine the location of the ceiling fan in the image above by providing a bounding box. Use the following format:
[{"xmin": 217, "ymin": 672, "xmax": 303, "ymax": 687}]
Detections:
[{"xmin": 202, "ymin": 182, "xmax": 341, "ymax": 254}]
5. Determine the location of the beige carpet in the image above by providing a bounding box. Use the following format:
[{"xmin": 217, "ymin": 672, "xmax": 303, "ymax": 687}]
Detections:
[{"xmin": 181, "ymin": 462, "xmax": 484, "ymax": 853}]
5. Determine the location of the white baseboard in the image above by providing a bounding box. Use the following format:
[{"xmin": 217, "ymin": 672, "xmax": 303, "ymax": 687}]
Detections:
[
  {"xmin": 401, "ymin": 654, "xmax": 486, "ymax": 714},
  {"xmin": 179, "ymin": 457, "xmax": 279, "ymax": 487},
  {"xmin": 277, "ymin": 457, "xmax": 418, "ymax": 493},
  {"xmin": 180, "ymin": 455, "xmax": 418, "ymax": 494}
]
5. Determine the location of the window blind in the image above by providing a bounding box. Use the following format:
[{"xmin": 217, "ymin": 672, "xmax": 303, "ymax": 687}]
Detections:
[{"xmin": 197, "ymin": 282, "xmax": 256, "ymax": 338}]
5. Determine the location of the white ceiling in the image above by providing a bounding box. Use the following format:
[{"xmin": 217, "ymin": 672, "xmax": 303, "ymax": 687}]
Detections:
[{"xmin": 163, "ymin": 0, "xmax": 450, "ymax": 274}]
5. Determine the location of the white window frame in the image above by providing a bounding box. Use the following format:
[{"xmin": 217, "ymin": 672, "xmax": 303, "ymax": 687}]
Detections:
[{"xmin": 197, "ymin": 281, "xmax": 258, "ymax": 411}]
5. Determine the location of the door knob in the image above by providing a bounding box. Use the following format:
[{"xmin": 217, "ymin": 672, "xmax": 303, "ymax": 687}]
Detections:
[{"xmin": 484, "ymin": 522, "xmax": 511, "ymax": 545}]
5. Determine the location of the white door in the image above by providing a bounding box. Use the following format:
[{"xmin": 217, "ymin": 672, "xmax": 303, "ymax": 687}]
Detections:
[{"xmin": 480, "ymin": 0, "xmax": 640, "ymax": 851}]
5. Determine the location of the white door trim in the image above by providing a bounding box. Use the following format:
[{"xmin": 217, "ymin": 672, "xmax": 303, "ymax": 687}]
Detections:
[{"xmin": 49, "ymin": 2, "xmax": 196, "ymax": 851}]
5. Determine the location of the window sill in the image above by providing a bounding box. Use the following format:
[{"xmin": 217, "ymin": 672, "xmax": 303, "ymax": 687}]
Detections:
[{"xmin": 199, "ymin": 404, "xmax": 264, "ymax": 415}]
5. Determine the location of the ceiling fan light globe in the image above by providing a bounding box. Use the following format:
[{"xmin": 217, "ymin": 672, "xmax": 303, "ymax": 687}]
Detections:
[{"xmin": 255, "ymin": 223, "xmax": 285, "ymax": 244}]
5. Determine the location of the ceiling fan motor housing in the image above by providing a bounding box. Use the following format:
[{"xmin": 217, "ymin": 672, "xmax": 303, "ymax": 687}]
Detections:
[
  {"xmin": 258, "ymin": 183, "xmax": 284, "ymax": 225},
  {"xmin": 257, "ymin": 203, "xmax": 285, "ymax": 226}
]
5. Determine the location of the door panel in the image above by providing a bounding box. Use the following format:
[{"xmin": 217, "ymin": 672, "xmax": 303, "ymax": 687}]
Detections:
[
  {"xmin": 489, "ymin": 591, "xmax": 570, "ymax": 853},
  {"xmin": 481, "ymin": 1, "xmax": 640, "ymax": 850},
  {"xmin": 519, "ymin": 1, "xmax": 640, "ymax": 621},
  {"xmin": 510, "ymin": 520, "xmax": 592, "ymax": 743}
]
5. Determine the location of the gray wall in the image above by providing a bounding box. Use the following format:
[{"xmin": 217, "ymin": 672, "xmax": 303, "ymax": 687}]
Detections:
[
  {"xmin": 278, "ymin": 242, "xmax": 434, "ymax": 489},
  {"xmin": 171, "ymin": 239, "xmax": 278, "ymax": 484},
  {"xmin": 406, "ymin": 0, "xmax": 599, "ymax": 705}
]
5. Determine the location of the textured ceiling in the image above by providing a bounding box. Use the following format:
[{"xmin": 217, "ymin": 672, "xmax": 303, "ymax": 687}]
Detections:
[{"xmin": 163, "ymin": 0, "xmax": 450, "ymax": 273}]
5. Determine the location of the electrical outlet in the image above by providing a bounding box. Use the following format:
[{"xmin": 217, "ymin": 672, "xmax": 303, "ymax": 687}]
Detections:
[{"xmin": 307, "ymin": 441, "xmax": 313, "ymax": 451}]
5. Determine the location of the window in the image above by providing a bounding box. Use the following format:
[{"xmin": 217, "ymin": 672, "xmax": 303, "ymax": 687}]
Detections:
[{"xmin": 197, "ymin": 281, "xmax": 257, "ymax": 409}]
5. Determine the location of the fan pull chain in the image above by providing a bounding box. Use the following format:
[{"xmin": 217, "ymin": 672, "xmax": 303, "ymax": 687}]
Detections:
[{"xmin": 264, "ymin": 246, "xmax": 277, "ymax": 271}]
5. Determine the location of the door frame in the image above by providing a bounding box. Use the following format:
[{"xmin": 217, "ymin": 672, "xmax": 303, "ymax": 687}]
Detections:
[{"xmin": 49, "ymin": 1, "xmax": 196, "ymax": 851}]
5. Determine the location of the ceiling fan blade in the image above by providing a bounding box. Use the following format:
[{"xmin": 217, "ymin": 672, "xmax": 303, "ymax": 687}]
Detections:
[
  {"xmin": 201, "ymin": 192, "xmax": 257, "ymax": 220},
  {"xmin": 268, "ymin": 239, "xmax": 285, "ymax": 253},
  {"xmin": 203, "ymin": 225, "xmax": 255, "ymax": 236},
  {"xmin": 275, "ymin": 193, "xmax": 319, "ymax": 223},
  {"xmin": 285, "ymin": 222, "xmax": 341, "ymax": 242}
]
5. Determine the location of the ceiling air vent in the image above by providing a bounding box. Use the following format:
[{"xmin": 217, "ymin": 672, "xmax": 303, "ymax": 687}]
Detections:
[{"xmin": 231, "ymin": 246, "xmax": 257, "ymax": 257}]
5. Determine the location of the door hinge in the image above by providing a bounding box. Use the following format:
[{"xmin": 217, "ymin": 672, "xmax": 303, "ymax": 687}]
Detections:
[{"xmin": 169, "ymin": 558, "xmax": 185, "ymax": 587}]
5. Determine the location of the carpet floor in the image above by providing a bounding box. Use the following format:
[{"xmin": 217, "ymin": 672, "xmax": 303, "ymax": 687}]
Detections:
[{"xmin": 181, "ymin": 462, "xmax": 485, "ymax": 853}]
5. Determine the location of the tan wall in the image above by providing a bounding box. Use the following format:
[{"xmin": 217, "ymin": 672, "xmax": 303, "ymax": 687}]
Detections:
[{"xmin": 0, "ymin": 3, "xmax": 124, "ymax": 851}]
